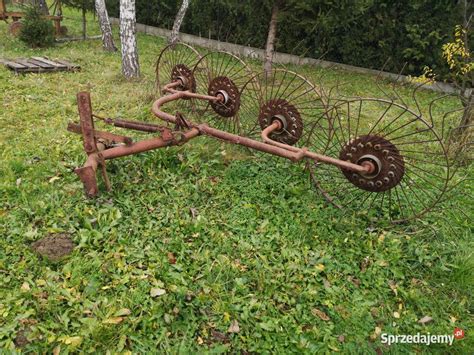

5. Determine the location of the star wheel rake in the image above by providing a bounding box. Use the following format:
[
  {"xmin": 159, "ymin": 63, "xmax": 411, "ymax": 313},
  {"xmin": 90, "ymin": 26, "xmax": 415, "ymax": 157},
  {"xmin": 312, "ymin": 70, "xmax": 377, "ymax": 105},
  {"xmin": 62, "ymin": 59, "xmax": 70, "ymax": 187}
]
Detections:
[
  {"xmin": 308, "ymin": 97, "xmax": 452, "ymax": 223},
  {"xmin": 68, "ymin": 50, "xmax": 462, "ymax": 224},
  {"xmin": 240, "ymin": 68, "xmax": 331, "ymax": 151},
  {"xmin": 155, "ymin": 42, "xmax": 202, "ymax": 115},
  {"xmin": 190, "ymin": 51, "xmax": 257, "ymax": 135}
]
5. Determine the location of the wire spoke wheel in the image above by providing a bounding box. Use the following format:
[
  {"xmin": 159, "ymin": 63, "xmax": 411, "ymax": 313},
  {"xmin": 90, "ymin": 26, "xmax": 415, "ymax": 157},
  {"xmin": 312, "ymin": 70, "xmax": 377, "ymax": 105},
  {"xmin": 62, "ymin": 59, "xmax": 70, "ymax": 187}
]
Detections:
[
  {"xmin": 192, "ymin": 51, "xmax": 257, "ymax": 135},
  {"xmin": 240, "ymin": 68, "xmax": 331, "ymax": 149},
  {"xmin": 155, "ymin": 42, "xmax": 202, "ymax": 115},
  {"xmin": 309, "ymin": 98, "xmax": 451, "ymax": 223}
]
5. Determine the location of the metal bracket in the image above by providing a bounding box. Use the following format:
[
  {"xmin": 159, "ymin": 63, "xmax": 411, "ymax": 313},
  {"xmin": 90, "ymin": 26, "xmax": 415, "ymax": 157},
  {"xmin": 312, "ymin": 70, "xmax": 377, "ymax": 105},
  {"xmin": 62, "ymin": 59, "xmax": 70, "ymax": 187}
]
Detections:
[{"xmin": 75, "ymin": 92, "xmax": 111, "ymax": 196}]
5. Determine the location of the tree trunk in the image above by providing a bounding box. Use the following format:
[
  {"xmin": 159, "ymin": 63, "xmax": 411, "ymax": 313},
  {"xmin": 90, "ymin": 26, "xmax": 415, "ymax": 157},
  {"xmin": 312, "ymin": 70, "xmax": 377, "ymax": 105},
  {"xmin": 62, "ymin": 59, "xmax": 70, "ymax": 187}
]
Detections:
[
  {"xmin": 95, "ymin": 0, "xmax": 117, "ymax": 51},
  {"xmin": 81, "ymin": 5, "xmax": 87, "ymax": 40},
  {"xmin": 37, "ymin": 0, "xmax": 49, "ymax": 15},
  {"xmin": 120, "ymin": 0, "xmax": 140, "ymax": 79},
  {"xmin": 169, "ymin": 0, "xmax": 189, "ymax": 46},
  {"xmin": 264, "ymin": 3, "xmax": 279, "ymax": 75},
  {"xmin": 459, "ymin": 91, "xmax": 473, "ymax": 132}
]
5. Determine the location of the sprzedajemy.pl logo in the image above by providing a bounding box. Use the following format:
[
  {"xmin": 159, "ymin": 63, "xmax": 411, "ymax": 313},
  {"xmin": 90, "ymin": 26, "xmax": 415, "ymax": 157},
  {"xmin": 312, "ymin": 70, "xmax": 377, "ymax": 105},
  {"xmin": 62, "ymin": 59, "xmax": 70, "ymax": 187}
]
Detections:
[{"xmin": 381, "ymin": 328, "xmax": 465, "ymax": 346}]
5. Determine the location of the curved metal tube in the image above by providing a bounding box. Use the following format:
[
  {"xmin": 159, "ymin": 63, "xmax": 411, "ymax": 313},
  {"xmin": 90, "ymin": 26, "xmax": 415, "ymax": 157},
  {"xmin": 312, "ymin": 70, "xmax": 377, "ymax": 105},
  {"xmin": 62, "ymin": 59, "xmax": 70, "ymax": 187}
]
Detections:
[{"xmin": 151, "ymin": 90, "xmax": 373, "ymax": 174}]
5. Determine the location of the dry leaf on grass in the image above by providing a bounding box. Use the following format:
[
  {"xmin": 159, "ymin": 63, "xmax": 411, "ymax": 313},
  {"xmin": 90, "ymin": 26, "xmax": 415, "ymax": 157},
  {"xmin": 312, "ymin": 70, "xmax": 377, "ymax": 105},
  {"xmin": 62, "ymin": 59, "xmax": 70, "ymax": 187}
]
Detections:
[
  {"xmin": 167, "ymin": 252, "xmax": 176, "ymax": 264},
  {"xmin": 115, "ymin": 308, "xmax": 132, "ymax": 317},
  {"xmin": 312, "ymin": 308, "xmax": 330, "ymax": 321},
  {"xmin": 228, "ymin": 320, "xmax": 240, "ymax": 333},
  {"xmin": 150, "ymin": 288, "xmax": 166, "ymax": 297},
  {"xmin": 418, "ymin": 315, "xmax": 433, "ymax": 324},
  {"xmin": 103, "ymin": 317, "xmax": 124, "ymax": 324}
]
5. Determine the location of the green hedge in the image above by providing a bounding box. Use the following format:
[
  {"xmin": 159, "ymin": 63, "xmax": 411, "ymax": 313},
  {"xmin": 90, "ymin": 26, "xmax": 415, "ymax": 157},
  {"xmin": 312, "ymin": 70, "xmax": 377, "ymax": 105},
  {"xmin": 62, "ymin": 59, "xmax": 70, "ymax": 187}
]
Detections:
[{"xmin": 107, "ymin": 0, "xmax": 468, "ymax": 79}]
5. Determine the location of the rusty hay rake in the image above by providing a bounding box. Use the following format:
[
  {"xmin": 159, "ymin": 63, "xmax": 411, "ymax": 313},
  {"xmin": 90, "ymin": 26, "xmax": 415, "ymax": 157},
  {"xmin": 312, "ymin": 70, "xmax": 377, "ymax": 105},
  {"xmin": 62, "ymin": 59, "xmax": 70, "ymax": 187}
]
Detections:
[{"xmin": 68, "ymin": 43, "xmax": 464, "ymax": 223}]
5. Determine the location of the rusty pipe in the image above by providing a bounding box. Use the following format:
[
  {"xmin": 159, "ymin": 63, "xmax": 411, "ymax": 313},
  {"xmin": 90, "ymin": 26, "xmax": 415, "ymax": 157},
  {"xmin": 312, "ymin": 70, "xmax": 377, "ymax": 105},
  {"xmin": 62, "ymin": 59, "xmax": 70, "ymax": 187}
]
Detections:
[
  {"xmin": 78, "ymin": 127, "xmax": 200, "ymax": 178},
  {"xmin": 261, "ymin": 120, "xmax": 374, "ymax": 174},
  {"xmin": 165, "ymin": 89, "xmax": 223, "ymax": 102},
  {"xmin": 152, "ymin": 94, "xmax": 304, "ymax": 161},
  {"xmin": 163, "ymin": 80, "xmax": 182, "ymax": 93},
  {"xmin": 151, "ymin": 89, "xmax": 374, "ymax": 173},
  {"xmin": 103, "ymin": 128, "xmax": 200, "ymax": 160}
]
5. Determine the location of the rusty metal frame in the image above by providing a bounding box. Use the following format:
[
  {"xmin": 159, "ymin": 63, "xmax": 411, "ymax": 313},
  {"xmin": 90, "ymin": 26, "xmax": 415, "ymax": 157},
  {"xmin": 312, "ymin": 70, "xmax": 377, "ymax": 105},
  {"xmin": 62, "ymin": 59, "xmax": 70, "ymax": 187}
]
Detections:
[
  {"xmin": 70, "ymin": 84, "xmax": 378, "ymax": 197},
  {"xmin": 1, "ymin": 0, "xmax": 64, "ymax": 35}
]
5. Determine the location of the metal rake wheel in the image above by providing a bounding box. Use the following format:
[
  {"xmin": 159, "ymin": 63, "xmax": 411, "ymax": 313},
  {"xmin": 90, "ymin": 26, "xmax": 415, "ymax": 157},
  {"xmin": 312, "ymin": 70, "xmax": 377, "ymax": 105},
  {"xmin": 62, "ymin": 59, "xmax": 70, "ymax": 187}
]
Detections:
[
  {"xmin": 240, "ymin": 68, "xmax": 331, "ymax": 151},
  {"xmin": 309, "ymin": 98, "xmax": 451, "ymax": 223},
  {"xmin": 155, "ymin": 42, "xmax": 202, "ymax": 112},
  {"xmin": 191, "ymin": 51, "xmax": 257, "ymax": 135}
]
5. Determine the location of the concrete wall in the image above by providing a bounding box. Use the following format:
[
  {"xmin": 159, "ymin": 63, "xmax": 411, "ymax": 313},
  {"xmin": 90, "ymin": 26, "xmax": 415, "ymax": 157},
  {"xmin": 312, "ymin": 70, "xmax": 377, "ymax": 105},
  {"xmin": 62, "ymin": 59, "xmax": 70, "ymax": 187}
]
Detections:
[{"xmin": 110, "ymin": 17, "xmax": 462, "ymax": 95}]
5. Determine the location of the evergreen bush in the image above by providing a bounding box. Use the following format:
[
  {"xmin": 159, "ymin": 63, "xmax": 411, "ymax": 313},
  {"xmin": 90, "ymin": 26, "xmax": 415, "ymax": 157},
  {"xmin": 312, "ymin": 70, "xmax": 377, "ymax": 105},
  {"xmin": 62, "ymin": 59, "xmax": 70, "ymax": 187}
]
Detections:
[{"xmin": 18, "ymin": 6, "xmax": 55, "ymax": 47}]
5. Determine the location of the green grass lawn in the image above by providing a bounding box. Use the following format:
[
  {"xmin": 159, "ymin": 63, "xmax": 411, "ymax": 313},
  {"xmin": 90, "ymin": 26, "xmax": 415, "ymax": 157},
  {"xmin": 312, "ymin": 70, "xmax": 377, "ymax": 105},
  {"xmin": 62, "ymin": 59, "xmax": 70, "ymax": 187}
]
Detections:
[{"xmin": 0, "ymin": 6, "xmax": 473, "ymax": 353}]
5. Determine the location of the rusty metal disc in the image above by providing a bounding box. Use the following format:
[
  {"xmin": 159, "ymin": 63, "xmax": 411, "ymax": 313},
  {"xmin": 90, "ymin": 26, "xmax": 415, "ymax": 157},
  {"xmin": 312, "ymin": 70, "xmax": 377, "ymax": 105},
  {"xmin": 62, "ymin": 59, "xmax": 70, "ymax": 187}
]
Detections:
[
  {"xmin": 192, "ymin": 51, "xmax": 256, "ymax": 134},
  {"xmin": 339, "ymin": 135, "xmax": 405, "ymax": 192},
  {"xmin": 207, "ymin": 76, "xmax": 241, "ymax": 117},
  {"xmin": 171, "ymin": 64, "xmax": 196, "ymax": 94},
  {"xmin": 308, "ymin": 97, "xmax": 451, "ymax": 223},
  {"xmin": 258, "ymin": 99, "xmax": 304, "ymax": 146},
  {"xmin": 240, "ymin": 69, "xmax": 329, "ymax": 149},
  {"xmin": 155, "ymin": 42, "xmax": 201, "ymax": 96}
]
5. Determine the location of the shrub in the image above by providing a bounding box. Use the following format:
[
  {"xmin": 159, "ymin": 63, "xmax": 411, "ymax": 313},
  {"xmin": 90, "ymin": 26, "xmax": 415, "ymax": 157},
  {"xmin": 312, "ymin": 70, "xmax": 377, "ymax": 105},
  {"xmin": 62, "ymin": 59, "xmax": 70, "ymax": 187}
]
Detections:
[{"xmin": 19, "ymin": 7, "xmax": 55, "ymax": 47}]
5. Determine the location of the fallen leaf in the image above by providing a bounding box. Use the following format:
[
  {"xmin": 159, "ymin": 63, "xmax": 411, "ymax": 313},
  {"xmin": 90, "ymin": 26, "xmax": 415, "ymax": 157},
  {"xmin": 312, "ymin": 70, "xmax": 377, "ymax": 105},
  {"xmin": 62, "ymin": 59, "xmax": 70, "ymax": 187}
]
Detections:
[
  {"xmin": 228, "ymin": 319, "xmax": 240, "ymax": 333},
  {"xmin": 388, "ymin": 280, "xmax": 398, "ymax": 296},
  {"xmin": 338, "ymin": 334, "xmax": 345, "ymax": 343},
  {"xmin": 164, "ymin": 313, "xmax": 172, "ymax": 324},
  {"xmin": 370, "ymin": 326, "xmax": 382, "ymax": 341},
  {"xmin": 335, "ymin": 305, "xmax": 350, "ymax": 319},
  {"xmin": 360, "ymin": 256, "xmax": 370, "ymax": 272},
  {"xmin": 197, "ymin": 336, "xmax": 204, "ymax": 345},
  {"xmin": 312, "ymin": 308, "xmax": 330, "ymax": 321},
  {"xmin": 347, "ymin": 276, "xmax": 360, "ymax": 287},
  {"xmin": 16, "ymin": 178, "xmax": 22, "ymax": 187},
  {"xmin": 49, "ymin": 176, "xmax": 60, "ymax": 183},
  {"xmin": 102, "ymin": 317, "xmax": 124, "ymax": 324},
  {"xmin": 370, "ymin": 307, "xmax": 379, "ymax": 318},
  {"xmin": 150, "ymin": 288, "xmax": 166, "ymax": 297},
  {"xmin": 115, "ymin": 308, "xmax": 132, "ymax": 317},
  {"xmin": 378, "ymin": 233, "xmax": 385, "ymax": 243},
  {"xmin": 418, "ymin": 315, "xmax": 433, "ymax": 325},
  {"xmin": 20, "ymin": 282, "xmax": 30, "ymax": 292},
  {"xmin": 53, "ymin": 346, "xmax": 61, "ymax": 355},
  {"xmin": 393, "ymin": 311, "xmax": 400, "ymax": 319},
  {"xmin": 315, "ymin": 264, "xmax": 325, "ymax": 271},
  {"xmin": 209, "ymin": 176, "xmax": 219, "ymax": 184},
  {"xmin": 63, "ymin": 336, "xmax": 82, "ymax": 346},
  {"xmin": 211, "ymin": 329, "xmax": 229, "ymax": 343},
  {"xmin": 167, "ymin": 252, "xmax": 176, "ymax": 264},
  {"xmin": 190, "ymin": 208, "xmax": 198, "ymax": 219},
  {"xmin": 377, "ymin": 260, "xmax": 388, "ymax": 267}
]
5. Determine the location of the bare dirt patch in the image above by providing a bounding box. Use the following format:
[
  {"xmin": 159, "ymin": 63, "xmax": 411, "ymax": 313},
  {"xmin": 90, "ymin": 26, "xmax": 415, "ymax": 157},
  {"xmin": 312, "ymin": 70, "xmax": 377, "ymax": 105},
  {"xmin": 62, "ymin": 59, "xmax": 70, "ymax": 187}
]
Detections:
[{"xmin": 31, "ymin": 234, "xmax": 75, "ymax": 261}]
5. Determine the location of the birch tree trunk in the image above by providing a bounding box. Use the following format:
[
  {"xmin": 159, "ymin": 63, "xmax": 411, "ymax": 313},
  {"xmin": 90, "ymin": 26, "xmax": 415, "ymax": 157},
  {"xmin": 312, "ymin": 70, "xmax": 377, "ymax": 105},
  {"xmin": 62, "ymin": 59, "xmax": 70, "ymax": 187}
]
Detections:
[
  {"xmin": 95, "ymin": 0, "xmax": 117, "ymax": 51},
  {"xmin": 264, "ymin": 3, "xmax": 279, "ymax": 75},
  {"xmin": 169, "ymin": 0, "xmax": 189, "ymax": 46},
  {"xmin": 120, "ymin": 0, "xmax": 140, "ymax": 79}
]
